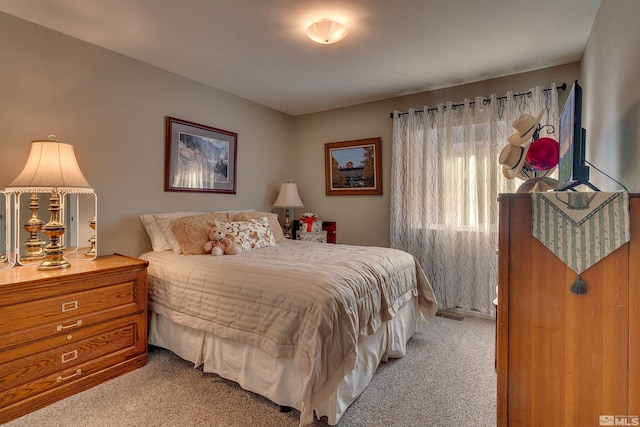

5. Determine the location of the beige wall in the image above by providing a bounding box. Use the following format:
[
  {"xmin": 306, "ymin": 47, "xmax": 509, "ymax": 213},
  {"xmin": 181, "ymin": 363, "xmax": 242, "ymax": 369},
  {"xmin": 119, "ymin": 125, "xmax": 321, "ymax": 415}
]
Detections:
[
  {"xmin": 0, "ymin": 12, "xmax": 294, "ymax": 257},
  {"xmin": 293, "ymin": 64, "xmax": 580, "ymax": 247},
  {"xmin": 7, "ymin": 1, "xmax": 634, "ymax": 254},
  {"xmin": 582, "ymin": 0, "xmax": 640, "ymax": 192}
]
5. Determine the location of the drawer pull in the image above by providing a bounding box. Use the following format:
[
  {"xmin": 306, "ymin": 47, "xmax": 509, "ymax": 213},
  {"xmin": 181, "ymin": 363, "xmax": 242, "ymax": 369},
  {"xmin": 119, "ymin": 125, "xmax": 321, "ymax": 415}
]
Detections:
[
  {"xmin": 56, "ymin": 369, "xmax": 81, "ymax": 383},
  {"xmin": 61, "ymin": 300, "xmax": 78, "ymax": 312},
  {"xmin": 61, "ymin": 349, "xmax": 78, "ymax": 363},
  {"xmin": 57, "ymin": 320, "xmax": 82, "ymax": 331}
]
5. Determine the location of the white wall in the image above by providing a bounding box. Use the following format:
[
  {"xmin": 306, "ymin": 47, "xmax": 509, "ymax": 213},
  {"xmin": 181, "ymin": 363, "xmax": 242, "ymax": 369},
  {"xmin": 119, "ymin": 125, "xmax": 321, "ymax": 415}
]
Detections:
[
  {"xmin": 0, "ymin": 12, "xmax": 294, "ymax": 257},
  {"xmin": 582, "ymin": 0, "xmax": 640, "ymax": 192}
]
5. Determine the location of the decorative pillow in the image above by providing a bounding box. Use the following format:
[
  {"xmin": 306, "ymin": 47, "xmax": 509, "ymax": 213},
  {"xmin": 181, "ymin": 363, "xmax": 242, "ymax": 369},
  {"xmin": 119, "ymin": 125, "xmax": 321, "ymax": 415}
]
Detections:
[
  {"xmin": 232, "ymin": 211, "xmax": 286, "ymax": 243},
  {"xmin": 140, "ymin": 214, "xmax": 172, "ymax": 251},
  {"xmin": 171, "ymin": 212, "xmax": 231, "ymax": 255},
  {"xmin": 151, "ymin": 211, "xmax": 208, "ymax": 254},
  {"xmin": 220, "ymin": 217, "xmax": 276, "ymax": 251}
]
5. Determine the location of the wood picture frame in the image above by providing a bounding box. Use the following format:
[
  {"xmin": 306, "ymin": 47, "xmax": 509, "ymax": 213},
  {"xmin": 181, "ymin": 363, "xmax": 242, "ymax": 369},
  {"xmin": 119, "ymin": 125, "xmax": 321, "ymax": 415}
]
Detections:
[
  {"xmin": 165, "ymin": 116, "xmax": 237, "ymax": 194},
  {"xmin": 324, "ymin": 137, "xmax": 382, "ymax": 195}
]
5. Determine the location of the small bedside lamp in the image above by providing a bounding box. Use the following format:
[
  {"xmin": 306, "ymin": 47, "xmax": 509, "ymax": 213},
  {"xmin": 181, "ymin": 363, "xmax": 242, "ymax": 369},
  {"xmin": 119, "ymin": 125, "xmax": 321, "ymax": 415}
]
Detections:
[
  {"xmin": 273, "ymin": 183, "xmax": 304, "ymax": 239},
  {"xmin": 6, "ymin": 136, "xmax": 93, "ymax": 270}
]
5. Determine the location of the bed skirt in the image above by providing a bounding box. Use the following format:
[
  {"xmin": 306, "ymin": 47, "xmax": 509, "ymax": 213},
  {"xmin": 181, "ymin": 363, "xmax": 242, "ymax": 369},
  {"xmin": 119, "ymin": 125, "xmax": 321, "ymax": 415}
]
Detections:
[{"xmin": 148, "ymin": 298, "xmax": 422, "ymax": 426}]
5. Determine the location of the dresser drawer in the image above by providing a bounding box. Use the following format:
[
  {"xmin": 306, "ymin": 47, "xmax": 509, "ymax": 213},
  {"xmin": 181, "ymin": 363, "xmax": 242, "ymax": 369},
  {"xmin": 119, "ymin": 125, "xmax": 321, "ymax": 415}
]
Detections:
[
  {"xmin": 0, "ymin": 254, "xmax": 148, "ymax": 424},
  {"xmin": 0, "ymin": 314, "xmax": 144, "ymax": 407},
  {"xmin": 0, "ymin": 279, "xmax": 142, "ymax": 350}
]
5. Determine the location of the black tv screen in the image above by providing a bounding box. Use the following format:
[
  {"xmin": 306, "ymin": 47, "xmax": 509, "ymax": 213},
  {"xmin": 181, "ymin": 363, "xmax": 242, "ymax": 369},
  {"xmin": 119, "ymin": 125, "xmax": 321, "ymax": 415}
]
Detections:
[{"xmin": 557, "ymin": 81, "xmax": 590, "ymax": 190}]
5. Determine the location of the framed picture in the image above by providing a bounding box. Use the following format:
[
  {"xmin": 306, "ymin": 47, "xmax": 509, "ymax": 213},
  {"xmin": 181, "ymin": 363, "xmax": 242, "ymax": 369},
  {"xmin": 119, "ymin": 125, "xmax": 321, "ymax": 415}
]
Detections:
[
  {"xmin": 324, "ymin": 137, "xmax": 382, "ymax": 195},
  {"xmin": 165, "ymin": 116, "xmax": 237, "ymax": 193}
]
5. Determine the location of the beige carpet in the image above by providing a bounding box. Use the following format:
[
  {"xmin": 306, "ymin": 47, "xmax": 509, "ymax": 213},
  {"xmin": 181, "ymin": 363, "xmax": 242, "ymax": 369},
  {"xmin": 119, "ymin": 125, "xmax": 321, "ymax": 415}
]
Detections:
[{"xmin": 5, "ymin": 316, "xmax": 496, "ymax": 427}]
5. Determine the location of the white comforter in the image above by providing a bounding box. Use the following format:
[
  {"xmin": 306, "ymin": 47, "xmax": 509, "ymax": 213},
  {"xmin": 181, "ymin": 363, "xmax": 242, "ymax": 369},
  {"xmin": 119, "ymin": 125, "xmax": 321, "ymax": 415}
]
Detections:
[{"xmin": 140, "ymin": 240, "xmax": 437, "ymax": 413}]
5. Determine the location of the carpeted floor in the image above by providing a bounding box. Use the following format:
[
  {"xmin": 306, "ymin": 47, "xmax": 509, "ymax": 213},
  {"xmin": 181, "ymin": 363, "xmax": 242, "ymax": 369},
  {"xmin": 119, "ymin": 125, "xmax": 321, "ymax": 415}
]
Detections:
[{"xmin": 5, "ymin": 316, "xmax": 496, "ymax": 427}]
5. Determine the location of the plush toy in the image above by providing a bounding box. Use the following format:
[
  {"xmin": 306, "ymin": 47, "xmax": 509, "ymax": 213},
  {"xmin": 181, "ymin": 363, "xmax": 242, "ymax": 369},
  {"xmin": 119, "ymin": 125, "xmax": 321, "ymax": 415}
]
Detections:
[{"xmin": 203, "ymin": 225, "xmax": 240, "ymax": 256}]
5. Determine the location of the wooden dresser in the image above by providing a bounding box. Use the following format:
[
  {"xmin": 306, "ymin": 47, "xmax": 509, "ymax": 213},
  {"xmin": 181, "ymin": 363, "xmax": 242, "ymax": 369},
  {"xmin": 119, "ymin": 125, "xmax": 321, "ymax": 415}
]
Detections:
[
  {"xmin": 0, "ymin": 254, "xmax": 148, "ymax": 423},
  {"xmin": 497, "ymin": 193, "xmax": 639, "ymax": 426}
]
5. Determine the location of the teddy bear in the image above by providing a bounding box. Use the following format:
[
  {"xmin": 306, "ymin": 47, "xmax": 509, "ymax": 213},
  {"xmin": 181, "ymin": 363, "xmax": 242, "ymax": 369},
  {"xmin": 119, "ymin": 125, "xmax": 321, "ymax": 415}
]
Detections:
[{"xmin": 203, "ymin": 225, "xmax": 240, "ymax": 256}]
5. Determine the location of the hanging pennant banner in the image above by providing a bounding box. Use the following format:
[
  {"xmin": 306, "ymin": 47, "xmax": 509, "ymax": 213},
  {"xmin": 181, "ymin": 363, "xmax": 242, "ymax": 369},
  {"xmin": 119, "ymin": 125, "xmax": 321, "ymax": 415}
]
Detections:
[{"xmin": 531, "ymin": 191, "xmax": 630, "ymax": 294}]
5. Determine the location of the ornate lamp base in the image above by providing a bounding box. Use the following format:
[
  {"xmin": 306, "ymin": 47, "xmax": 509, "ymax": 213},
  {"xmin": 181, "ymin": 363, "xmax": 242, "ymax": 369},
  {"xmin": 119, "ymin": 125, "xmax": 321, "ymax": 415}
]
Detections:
[
  {"xmin": 38, "ymin": 253, "xmax": 70, "ymax": 270},
  {"xmin": 38, "ymin": 191, "xmax": 69, "ymax": 271},
  {"xmin": 22, "ymin": 192, "xmax": 45, "ymax": 262},
  {"xmin": 23, "ymin": 240, "xmax": 46, "ymax": 261},
  {"xmin": 85, "ymin": 217, "xmax": 96, "ymax": 257},
  {"xmin": 282, "ymin": 208, "xmax": 293, "ymax": 239}
]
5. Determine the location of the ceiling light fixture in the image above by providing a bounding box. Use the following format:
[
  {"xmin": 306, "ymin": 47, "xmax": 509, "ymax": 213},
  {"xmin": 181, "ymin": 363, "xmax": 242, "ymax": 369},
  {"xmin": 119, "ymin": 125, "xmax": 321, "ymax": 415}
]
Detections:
[{"xmin": 306, "ymin": 19, "xmax": 349, "ymax": 44}]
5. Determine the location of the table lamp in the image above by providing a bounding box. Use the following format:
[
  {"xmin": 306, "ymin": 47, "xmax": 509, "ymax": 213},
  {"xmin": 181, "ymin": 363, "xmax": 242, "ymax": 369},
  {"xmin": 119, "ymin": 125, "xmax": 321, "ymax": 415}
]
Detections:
[
  {"xmin": 6, "ymin": 136, "xmax": 93, "ymax": 270},
  {"xmin": 273, "ymin": 183, "xmax": 304, "ymax": 239}
]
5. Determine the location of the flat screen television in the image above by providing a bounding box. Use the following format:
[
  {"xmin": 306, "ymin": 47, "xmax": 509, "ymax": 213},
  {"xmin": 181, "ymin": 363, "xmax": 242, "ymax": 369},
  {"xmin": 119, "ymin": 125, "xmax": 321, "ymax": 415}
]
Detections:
[{"xmin": 556, "ymin": 80, "xmax": 597, "ymax": 191}]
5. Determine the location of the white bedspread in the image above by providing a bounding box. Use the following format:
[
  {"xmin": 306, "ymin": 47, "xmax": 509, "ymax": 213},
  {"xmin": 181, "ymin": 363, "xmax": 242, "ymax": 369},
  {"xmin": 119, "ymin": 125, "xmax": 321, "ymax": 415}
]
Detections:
[{"xmin": 140, "ymin": 240, "xmax": 437, "ymax": 413}]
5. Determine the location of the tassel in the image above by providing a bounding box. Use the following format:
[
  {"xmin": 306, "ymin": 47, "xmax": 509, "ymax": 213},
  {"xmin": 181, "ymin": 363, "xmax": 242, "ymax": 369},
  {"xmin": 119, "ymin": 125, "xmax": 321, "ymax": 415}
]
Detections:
[{"xmin": 570, "ymin": 275, "xmax": 586, "ymax": 294}]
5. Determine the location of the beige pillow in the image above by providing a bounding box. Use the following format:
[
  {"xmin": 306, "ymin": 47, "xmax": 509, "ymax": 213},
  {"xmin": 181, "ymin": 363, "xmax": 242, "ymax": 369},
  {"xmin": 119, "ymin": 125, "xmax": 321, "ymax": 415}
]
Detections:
[
  {"xmin": 171, "ymin": 212, "xmax": 231, "ymax": 255},
  {"xmin": 142, "ymin": 211, "xmax": 207, "ymax": 252},
  {"xmin": 152, "ymin": 211, "xmax": 208, "ymax": 254},
  {"xmin": 232, "ymin": 211, "xmax": 286, "ymax": 243},
  {"xmin": 213, "ymin": 208, "xmax": 256, "ymax": 215}
]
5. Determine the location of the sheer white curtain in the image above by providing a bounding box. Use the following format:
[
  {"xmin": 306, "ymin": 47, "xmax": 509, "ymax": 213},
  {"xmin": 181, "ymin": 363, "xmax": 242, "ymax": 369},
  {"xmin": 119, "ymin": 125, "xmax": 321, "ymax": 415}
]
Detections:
[{"xmin": 391, "ymin": 85, "xmax": 559, "ymax": 317}]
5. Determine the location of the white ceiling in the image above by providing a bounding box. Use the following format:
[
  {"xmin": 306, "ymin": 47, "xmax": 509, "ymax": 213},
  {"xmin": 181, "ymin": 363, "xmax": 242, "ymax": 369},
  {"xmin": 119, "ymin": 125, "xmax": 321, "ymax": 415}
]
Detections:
[{"xmin": 0, "ymin": 0, "xmax": 601, "ymax": 115}]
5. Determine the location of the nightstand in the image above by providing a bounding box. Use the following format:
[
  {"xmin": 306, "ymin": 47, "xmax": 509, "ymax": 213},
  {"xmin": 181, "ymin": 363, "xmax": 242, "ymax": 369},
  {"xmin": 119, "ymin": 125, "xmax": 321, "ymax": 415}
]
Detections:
[
  {"xmin": 292, "ymin": 220, "xmax": 336, "ymax": 244},
  {"xmin": 322, "ymin": 221, "xmax": 336, "ymax": 244},
  {"xmin": 0, "ymin": 254, "xmax": 148, "ymax": 423}
]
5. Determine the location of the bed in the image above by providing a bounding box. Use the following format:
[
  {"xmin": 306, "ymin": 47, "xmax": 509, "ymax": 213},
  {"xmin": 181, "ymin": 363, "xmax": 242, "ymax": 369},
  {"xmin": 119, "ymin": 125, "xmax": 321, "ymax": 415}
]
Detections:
[{"xmin": 139, "ymin": 211, "xmax": 437, "ymax": 426}]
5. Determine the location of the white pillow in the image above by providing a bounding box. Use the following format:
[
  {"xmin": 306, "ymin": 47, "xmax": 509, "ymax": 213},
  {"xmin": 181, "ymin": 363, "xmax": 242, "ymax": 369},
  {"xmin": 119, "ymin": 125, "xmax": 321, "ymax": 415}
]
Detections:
[
  {"xmin": 140, "ymin": 214, "xmax": 171, "ymax": 251},
  {"xmin": 140, "ymin": 212, "xmax": 207, "ymax": 252}
]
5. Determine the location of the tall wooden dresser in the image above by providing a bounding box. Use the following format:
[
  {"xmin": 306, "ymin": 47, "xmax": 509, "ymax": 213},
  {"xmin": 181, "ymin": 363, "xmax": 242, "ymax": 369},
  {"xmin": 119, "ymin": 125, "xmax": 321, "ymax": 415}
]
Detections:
[
  {"xmin": 0, "ymin": 254, "xmax": 148, "ymax": 423},
  {"xmin": 497, "ymin": 193, "xmax": 639, "ymax": 426}
]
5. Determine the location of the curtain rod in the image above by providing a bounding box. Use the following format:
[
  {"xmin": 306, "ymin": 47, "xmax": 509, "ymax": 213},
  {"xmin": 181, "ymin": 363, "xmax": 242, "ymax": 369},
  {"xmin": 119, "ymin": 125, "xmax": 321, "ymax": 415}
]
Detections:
[{"xmin": 389, "ymin": 82, "xmax": 567, "ymax": 119}]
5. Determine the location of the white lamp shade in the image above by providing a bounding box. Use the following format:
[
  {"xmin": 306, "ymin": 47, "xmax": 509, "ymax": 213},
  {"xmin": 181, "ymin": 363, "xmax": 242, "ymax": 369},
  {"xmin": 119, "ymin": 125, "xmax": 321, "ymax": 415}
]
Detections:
[
  {"xmin": 273, "ymin": 183, "xmax": 304, "ymax": 208},
  {"xmin": 7, "ymin": 140, "xmax": 92, "ymax": 193},
  {"xmin": 307, "ymin": 19, "xmax": 349, "ymax": 44}
]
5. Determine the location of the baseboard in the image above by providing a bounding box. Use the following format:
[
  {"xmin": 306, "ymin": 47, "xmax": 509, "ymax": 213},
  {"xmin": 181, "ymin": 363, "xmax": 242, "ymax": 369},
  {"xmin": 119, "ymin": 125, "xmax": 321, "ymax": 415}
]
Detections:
[
  {"xmin": 436, "ymin": 308, "xmax": 496, "ymax": 321},
  {"xmin": 435, "ymin": 310, "xmax": 464, "ymax": 321}
]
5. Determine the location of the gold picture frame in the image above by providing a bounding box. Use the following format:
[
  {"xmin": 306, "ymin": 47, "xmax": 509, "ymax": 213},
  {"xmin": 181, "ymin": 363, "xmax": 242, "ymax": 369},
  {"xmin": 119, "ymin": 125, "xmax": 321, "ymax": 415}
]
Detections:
[{"xmin": 324, "ymin": 137, "xmax": 382, "ymax": 195}]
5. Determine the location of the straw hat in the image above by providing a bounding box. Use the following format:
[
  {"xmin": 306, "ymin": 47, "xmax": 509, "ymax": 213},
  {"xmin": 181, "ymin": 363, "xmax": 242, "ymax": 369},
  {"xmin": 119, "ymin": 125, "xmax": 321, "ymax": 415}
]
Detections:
[
  {"xmin": 517, "ymin": 161, "xmax": 537, "ymax": 180},
  {"xmin": 499, "ymin": 140, "xmax": 531, "ymax": 180},
  {"xmin": 516, "ymin": 177, "xmax": 558, "ymax": 193},
  {"xmin": 508, "ymin": 111, "xmax": 544, "ymax": 145}
]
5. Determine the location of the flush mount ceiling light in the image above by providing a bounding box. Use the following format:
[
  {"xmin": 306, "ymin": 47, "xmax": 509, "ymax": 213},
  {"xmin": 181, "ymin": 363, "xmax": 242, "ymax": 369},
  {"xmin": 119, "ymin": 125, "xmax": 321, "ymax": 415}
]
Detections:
[{"xmin": 306, "ymin": 19, "xmax": 349, "ymax": 44}]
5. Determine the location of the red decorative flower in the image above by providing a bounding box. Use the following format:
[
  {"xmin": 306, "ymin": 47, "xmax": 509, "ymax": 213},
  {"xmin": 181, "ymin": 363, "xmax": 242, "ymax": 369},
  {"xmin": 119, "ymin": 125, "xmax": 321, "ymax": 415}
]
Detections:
[{"xmin": 526, "ymin": 137, "xmax": 559, "ymax": 171}]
